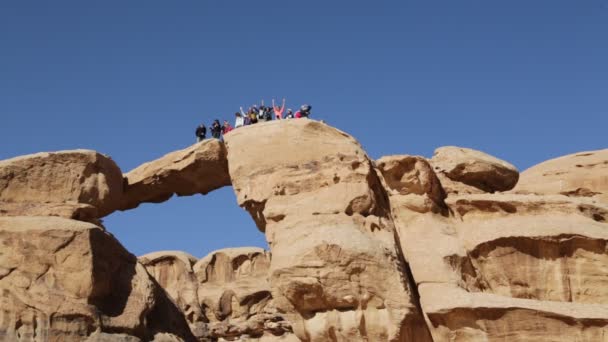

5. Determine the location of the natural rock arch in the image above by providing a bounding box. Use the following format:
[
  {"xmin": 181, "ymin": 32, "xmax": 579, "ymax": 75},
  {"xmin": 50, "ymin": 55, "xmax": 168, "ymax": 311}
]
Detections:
[
  {"xmin": 117, "ymin": 119, "xmax": 434, "ymax": 341},
  {"xmin": 2, "ymin": 118, "xmax": 608, "ymax": 341}
]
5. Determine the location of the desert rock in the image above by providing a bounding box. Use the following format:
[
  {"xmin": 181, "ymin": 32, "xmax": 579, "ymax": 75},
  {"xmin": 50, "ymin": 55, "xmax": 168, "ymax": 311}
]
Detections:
[
  {"xmin": 378, "ymin": 152, "xmax": 608, "ymax": 341},
  {"xmin": 225, "ymin": 120, "xmax": 432, "ymax": 341},
  {"xmin": 431, "ymin": 146, "xmax": 519, "ymax": 193},
  {"xmin": 2, "ymin": 119, "xmax": 607, "ymax": 342},
  {"xmin": 0, "ymin": 150, "xmax": 123, "ymax": 219},
  {"xmin": 193, "ymin": 247, "xmax": 293, "ymax": 340},
  {"xmin": 0, "ymin": 216, "xmax": 194, "ymax": 342},
  {"xmin": 140, "ymin": 251, "xmax": 207, "ymax": 338},
  {"xmin": 513, "ymin": 148, "xmax": 608, "ymax": 204},
  {"xmin": 120, "ymin": 139, "xmax": 231, "ymax": 210}
]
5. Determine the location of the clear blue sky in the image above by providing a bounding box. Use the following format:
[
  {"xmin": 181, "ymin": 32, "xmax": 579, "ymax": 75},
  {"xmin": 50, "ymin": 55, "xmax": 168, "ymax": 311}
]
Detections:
[{"xmin": 1, "ymin": 1, "xmax": 606, "ymax": 258}]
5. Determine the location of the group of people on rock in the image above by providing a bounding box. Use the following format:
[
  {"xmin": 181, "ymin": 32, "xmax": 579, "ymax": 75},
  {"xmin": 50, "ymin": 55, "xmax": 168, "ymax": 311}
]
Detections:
[{"xmin": 195, "ymin": 99, "xmax": 312, "ymax": 142}]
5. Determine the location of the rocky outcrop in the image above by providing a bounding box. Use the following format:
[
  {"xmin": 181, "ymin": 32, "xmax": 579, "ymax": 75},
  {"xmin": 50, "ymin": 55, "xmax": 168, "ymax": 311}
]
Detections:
[
  {"xmin": 0, "ymin": 150, "xmax": 123, "ymax": 220},
  {"xmin": 139, "ymin": 247, "xmax": 296, "ymax": 341},
  {"xmin": 194, "ymin": 247, "xmax": 293, "ymax": 341},
  {"xmin": 377, "ymin": 151, "xmax": 608, "ymax": 342},
  {"xmin": 139, "ymin": 251, "xmax": 207, "ymax": 339},
  {"xmin": 120, "ymin": 140, "xmax": 231, "ymax": 210},
  {"xmin": 225, "ymin": 120, "xmax": 432, "ymax": 341},
  {"xmin": 2, "ymin": 118, "xmax": 607, "ymax": 342},
  {"xmin": 513, "ymin": 149, "xmax": 608, "ymax": 204},
  {"xmin": 376, "ymin": 155, "xmax": 447, "ymax": 214},
  {"xmin": 0, "ymin": 216, "xmax": 194, "ymax": 342},
  {"xmin": 430, "ymin": 146, "xmax": 519, "ymax": 193}
]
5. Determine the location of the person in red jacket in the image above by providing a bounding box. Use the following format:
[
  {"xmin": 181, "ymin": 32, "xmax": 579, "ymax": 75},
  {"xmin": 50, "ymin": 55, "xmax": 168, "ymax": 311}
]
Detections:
[
  {"xmin": 295, "ymin": 104, "xmax": 311, "ymax": 118},
  {"xmin": 222, "ymin": 120, "xmax": 234, "ymax": 134}
]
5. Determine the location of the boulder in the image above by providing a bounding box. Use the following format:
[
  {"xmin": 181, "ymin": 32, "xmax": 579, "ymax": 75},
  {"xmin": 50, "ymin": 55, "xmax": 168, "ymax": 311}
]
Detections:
[
  {"xmin": 224, "ymin": 119, "xmax": 432, "ymax": 341},
  {"xmin": 120, "ymin": 139, "xmax": 231, "ymax": 210},
  {"xmin": 0, "ymin": 150, "xmax": 123, "ymax": 219},
  {"xmin": 513, "ymin": 149, "xmax": 608, "ymax": 204},
  {"xmin": 0, "ymin": 216, "xmax": 195, "ymax": 342},
  {"xmin": 430, "ymin": 146, "xmax": 519, "ymax": 193}
]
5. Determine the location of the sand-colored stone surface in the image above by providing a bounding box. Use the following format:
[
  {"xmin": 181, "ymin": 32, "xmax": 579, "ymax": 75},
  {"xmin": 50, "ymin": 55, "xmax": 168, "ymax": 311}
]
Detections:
[
  {"xmin": 513, "ymin": 148, "xmax": 608, "ymax": 204},
  {"xmin": 194, "ymin": 247, "xmax": 294, "ymax": 340},
  {"xmin": 0, "ymin": 150, "xmax": 123, "ymax": 219},
  {"xmin": 431, "ymin": 146, "xmax": 519, "ymax": 193},
  {"xmin": 140, "ymin": 251, "xmax": 207, "ymax": 338},
  {"xmin": 0, "ymin": 216, "xmax": 194, "ymax": 342},
  {"xmin": 225, "ymin": 120, "xmax": 432, "ymax": 342},
  {"xmin": 378, "ymin": 151, "xmax": 608, "ymax": 342},
  {"xmin": 120, "ymin": 139, "xmax": 231, "ymax": 210},
  {"xmin": 1, "ymin": 120, "xmax": 606, "ymax": 341}
]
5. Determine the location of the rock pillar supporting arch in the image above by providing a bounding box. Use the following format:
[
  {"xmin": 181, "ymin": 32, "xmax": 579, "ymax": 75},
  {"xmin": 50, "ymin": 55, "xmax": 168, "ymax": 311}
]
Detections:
[{"xmin": 224, "ymin": 119, "xmax": 432, "ymax": 341}]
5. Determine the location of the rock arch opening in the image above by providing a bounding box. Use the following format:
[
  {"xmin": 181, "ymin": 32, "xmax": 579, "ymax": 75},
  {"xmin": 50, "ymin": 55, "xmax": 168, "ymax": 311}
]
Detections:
[{"xmin": 104, "ymin": 187, "xmax": 268, "ymax": 258}]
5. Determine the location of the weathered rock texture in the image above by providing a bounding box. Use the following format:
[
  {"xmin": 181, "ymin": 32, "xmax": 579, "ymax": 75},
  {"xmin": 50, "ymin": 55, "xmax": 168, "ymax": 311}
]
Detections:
[
  {"xmin": 513, "ymin": 149, "xmax": 608, "ymax": 204},
  {"xmin": 431, "ymin": 146, "xmax": 519, "ymax": 193},
  {"xmin": 140, "ymin": 247, "xmax": 297, "ymax": 341},
  {"xmin": 0, "ymin": 150, "xmax": 123, "ymax": 220},
  {"xmin": 194, "ymin": 247, "xmax": 294, "ymax": 341},
  {"xmin": 139, "ymin": 251, "xmax": 207, "ymax": 339},
  {"xmin": 2, "ymin": 119, "xmax": 607, "ymax": 342},
  {"xmin": 225, "ymin": 120, "xmax": 432, "ymax": 341},
  {"xmin": 0, "ymin": 216, "xmax": 194, "ymax": 342},
  {"xmin": 120, "ymin": 139, "xmax": 231, "ymax": 210},
  {"xmin": 377, "ymin": 150, "xmax": 608, "ymax": 341}
]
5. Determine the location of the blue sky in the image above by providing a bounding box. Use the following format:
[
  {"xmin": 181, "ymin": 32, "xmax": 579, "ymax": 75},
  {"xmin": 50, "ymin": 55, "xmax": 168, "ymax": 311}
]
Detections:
[{"xmin": 1, "ymin": 1, "xmax": 606, "ymax": 258}]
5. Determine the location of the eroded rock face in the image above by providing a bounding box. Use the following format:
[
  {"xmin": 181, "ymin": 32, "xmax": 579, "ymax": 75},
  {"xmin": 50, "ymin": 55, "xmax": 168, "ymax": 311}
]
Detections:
[
  {"xmin": 225, "ymin": 120, "xmax": 432, "ymax": 341},
  {"xmin": 0, "ymin": 216, "xmax": 194, "ymax": 342},
  {"xmin": 431, "ymin": 146, "xmax": 519, "ymax": 193},
  {"xmin": 376, "ymin": 155, "xmax": 446, "ymax": 214},
  {"xmin": 139, "ymin": 251, "xmax": 207, "ymax": 338},
  {"xmin": 377, "ymin": 152, "xmax": 608, "ymax": 342},
  {"xmin": 120, "ymin": 139, "xmax": 231, "ymax": 210},
  {"xmin": 2, "ymin": 119, "xmax": 607, "ymax": 342},
  {"xmin": 513, "ymin": 149, "xmax": 608, "ymax": 204},
  {"xmin": 194, "ymin": 247, "xmax": 293, "ymax": 341},
  {"xmin": 0, "ymin": 150, "xmax": 123, "ymax": 219}
]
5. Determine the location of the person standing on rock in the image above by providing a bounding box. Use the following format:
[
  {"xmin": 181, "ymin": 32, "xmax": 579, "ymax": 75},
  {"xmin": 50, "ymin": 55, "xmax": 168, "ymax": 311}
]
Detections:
[
  {"xmin": 295, "ymin": 104, "xmax": 311, "ymax": 118},
  {"xmin": 210, "ymin": 119, "xmax": 222, "ymax": 139},
  {"xmin": 235, "ymin": 112, "xmax": 244, "ymax": 128},
  {"xmin": 248, "ymin": 107, "xmax": 258, "ymax": 124},
  {"xmin": 257, "ymin": 105, "xmax": 267, "ymax": 123},
  {"xmin": 222, "ymin": 120, "xmax": 233, "ymax": 134},
  {"xmin": 239, "ymin": 106, "xmax": 251, "ymax": 125},
  {"xmin": 257, "ymin": 100, "xmax": 269, "ymax": 122},
  {"xmin": 272, "ymin": 98, "xmax": 286, "ymax": 120},
  {"xmin": 195, "ymin": 123, "xmax": 206, "ymax": 142},
  {"xmin": 263, "ymin": 105, "xmax": 273, "ymax": 121}
]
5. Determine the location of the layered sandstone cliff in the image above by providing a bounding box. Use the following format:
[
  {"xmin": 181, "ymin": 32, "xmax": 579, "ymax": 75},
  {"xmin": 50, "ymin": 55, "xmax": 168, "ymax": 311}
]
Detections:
[{"xmin": 1, "ymin": 119, "xmax": 607, "ymax": 341}]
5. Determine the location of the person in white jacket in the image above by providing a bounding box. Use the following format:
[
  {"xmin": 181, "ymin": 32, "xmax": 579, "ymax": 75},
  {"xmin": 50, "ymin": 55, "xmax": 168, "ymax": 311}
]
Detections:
[{"xmin": 234, "ymin": 112, "xmax": 245, "ymax": 128}]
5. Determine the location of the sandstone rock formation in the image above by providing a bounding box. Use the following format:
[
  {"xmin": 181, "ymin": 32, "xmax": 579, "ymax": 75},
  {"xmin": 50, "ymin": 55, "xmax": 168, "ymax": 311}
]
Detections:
[
  {"xmin": 140, "ymin": 251, "xmax": 207, "ymax": 338},
  {"xmin": 513, "ymin": 148, "xmax": 608, "ymax": 204},
  {"xmin": 224, "ymin": 120, "xmax": 432, "ymax": 341},
  {"xmin": 139, "ymin": 247, "xmax": 297, "ymax": 341},
  {"xmin": 0, "ymin": 216, "xmax": 194, "ymax": 342},
  {"xmin": 120, "ymin": 140, "xmax": 231, "ymax": 210},
  {"xmin": 1, "ymin": 119, "xmax": 607, "ymax": 342},
  {"xmin": 377, "ymin": 151, "xmax": 608, "ymax": 341},
  {"xmin": 194, "ymin": 247, "xmax": 294, "ymax": 341},
  {"xmin": 0, "ymin": 150, "xmax": 123, "ymax": 221},
  {"xmin": 430, "ymin": 146, "xmax": 519, "ymax": 193}
]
